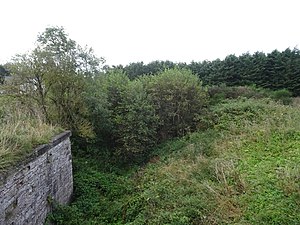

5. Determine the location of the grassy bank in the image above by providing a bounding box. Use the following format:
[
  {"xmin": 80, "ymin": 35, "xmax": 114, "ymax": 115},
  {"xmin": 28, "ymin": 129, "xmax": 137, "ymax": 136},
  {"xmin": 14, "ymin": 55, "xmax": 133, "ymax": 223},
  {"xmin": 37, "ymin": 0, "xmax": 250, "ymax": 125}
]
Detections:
[
  {"xmin": 0, "ymin": 98, "xmax": 62, "ymax": 173},
  {"xmin": 48, "ymin": 98, "xmax": 300, "ymax": 224}
]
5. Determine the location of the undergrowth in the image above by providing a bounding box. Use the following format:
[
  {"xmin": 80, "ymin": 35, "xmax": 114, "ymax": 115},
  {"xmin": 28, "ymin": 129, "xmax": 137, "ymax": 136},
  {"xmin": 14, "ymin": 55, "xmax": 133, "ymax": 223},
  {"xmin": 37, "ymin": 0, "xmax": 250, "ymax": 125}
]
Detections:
[
  {"xmin": 0, "ymin": 97, "xmax": 62, "ymax": 173},
  {"xmin": 48, "ymin": 98, "xmax": 300, "ymax": 224}
]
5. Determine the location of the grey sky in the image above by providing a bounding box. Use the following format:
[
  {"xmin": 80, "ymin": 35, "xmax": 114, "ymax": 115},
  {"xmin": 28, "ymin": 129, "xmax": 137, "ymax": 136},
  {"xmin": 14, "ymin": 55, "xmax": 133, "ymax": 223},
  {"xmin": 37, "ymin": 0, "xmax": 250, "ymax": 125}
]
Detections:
[{"xmin": 1, "ymin": 0, "xmax": 299, "ymax": 66}]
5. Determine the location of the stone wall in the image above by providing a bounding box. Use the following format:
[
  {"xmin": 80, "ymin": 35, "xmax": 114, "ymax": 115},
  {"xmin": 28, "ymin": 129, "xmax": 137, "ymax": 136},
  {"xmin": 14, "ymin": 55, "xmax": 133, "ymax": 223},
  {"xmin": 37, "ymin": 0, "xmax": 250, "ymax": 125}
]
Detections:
[{"xmin": 0, "ymin": 131, "xmax": 73, "ymax": 225}]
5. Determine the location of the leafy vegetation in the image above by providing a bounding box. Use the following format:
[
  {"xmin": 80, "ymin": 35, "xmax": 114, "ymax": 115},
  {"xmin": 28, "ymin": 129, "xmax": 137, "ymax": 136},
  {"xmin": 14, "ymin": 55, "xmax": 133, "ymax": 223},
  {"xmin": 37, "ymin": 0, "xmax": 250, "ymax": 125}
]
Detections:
[
  {"xmin": 107, "ymin": 49, "xmax": 300, "ymax": 96},
  {"xmin": 212, "ymin": 98, "xmax": 300, "ymax": 224},
  {"xmin": 80, "ymin": 68, "xmax": 208, "ymax": 162},
  {"xmin": 5, "ymin": 26, "xmax": 103, "ymax": 139},
  {"xmin": 3, "ymin": 27, "xmax": 208, "ymax": 162},
  {"xmin": 0, "ymin": 97, "xmax": 62, "ymax": 173},
  {"xmin": 47, "ymin": 97, "xmax": 300, "ymax": 224},
  {"xmin": 1, "ymin": 26, "xmax": 300, "ymax": 224},
  {"xmin": 143, "ymin": 68, "xmax": 208, "ymax": 141}
]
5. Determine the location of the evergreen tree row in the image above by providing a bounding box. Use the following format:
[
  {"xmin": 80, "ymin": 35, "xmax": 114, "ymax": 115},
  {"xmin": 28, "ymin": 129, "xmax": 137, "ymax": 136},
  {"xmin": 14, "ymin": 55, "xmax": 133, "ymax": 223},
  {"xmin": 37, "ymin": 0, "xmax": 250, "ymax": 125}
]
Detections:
[{"xmin": 108, "ymin": 48, "xmax": 300, "ymax": 96}]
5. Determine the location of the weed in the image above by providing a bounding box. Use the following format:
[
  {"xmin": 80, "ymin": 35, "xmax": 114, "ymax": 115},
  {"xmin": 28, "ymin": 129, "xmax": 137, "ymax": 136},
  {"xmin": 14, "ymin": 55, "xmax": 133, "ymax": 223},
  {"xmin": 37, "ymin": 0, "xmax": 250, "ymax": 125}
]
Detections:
[
  {"xmin": 0, "ymin": 97, "xmax": 61, "ymax": 173},
  {"xmin": 48, "ymin": 98, "xmax": 300, "ymax": 224}
]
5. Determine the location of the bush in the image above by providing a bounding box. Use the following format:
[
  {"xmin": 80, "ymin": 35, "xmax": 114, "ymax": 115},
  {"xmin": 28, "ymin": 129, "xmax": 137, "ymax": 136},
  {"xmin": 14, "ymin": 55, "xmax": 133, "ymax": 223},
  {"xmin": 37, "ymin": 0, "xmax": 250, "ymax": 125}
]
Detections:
[
  {"xmin": 84, "ymin": 74, "xmax": 114, "ymax": 147},
  {"xmin": 86, "ymin": 68, "xmax": 208, "ymax": 161},
  {"xmin": 270, "ymin": 88, "xmax": 292, "ymax": 105},
  {"xmin": 211, "ymin": 98, "xmax": 270, "ymax": 131},
  {"xmin": 87, "ymin": 70, "xmax": 158, "ymax": 162},
  {"xmin": 143, "ymin": 68, "xmax": 208, "ymax": 141},
  {"xmin": 208, "ymin": 85, "xmax": 267, "ymax": 104},
  {"xmin": 111, "ymin": 78, "xmax": 159, "ymax": 161}
]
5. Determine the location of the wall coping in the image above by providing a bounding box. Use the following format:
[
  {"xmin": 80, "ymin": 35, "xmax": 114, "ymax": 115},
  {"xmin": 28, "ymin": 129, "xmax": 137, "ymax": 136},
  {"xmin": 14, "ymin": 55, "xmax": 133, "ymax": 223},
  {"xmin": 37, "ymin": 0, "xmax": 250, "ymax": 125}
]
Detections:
[{"xmin": 0, "ymin": 130, "xmax": 71, "ymax": 184}]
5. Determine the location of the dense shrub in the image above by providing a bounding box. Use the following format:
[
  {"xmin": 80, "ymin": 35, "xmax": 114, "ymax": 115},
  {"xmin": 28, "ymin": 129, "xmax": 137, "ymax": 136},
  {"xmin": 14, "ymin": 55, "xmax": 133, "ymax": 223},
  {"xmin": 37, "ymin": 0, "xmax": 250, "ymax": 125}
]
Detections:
[
  {"xmin": 85, "ymin": 68, "xmax": 208, "ymax": 161},
  {"xmin": 83, "ymin": 75, "xmax": 112, "ymax": 146},
  {"xmin": 211, "ymin": 98, "xmax": 270, "ymax": 131},
  {"xmin": 86, "ymin": 70, "xmax": 158, "ymax": 161},
  {"xmin": 143, "ymin": 68, "xmax": 208, "ymax": 141},
  {"xmin": 208, "ymin": 85, "xmax": 266, "ymax": 102},
  {"xmin": 109, "ymin": 77, "xmax": 159, "ymax": 160},
  {"xmin": 269, "ymin": 88, "xmax": 292, "ymax": 105}
]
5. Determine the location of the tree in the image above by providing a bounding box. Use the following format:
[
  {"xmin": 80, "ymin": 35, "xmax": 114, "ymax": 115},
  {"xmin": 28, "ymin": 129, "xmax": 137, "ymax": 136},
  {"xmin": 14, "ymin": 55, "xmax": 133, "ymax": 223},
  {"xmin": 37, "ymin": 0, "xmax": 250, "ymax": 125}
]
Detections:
[{"xmin": 6, "ymin": 26, "xmax": 104, "ymax": 138}]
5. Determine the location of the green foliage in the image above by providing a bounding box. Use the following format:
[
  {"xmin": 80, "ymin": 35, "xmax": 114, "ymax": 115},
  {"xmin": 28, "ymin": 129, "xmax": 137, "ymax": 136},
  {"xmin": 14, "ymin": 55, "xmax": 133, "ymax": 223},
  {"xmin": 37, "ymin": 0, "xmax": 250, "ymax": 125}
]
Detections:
[
  {"xmin": 5, "ymin": 26, "xmax": 103, "ymax": 140},
  {"xmin": 49, "ymin": 98, "xmax": 300, "ymax": 225},
  {"xmin": 83, "ymin": 68, "xmax": 208, "ymax": 161},
  {"xmin": 269, "ymin": 88, "xmax": 292, "ymax": 105},
  {"xmin": 212, "ymin": 98, "xmax": 270, "ymax": 131},
  {"xmin": 0, "ymin": 97, "xmax": 62, "ymax": 173},
  {"xmin": 47, "ymin": 157, "xmax": 138, "ymax": 225},
  {"xmin": 83, "ymin": 75, "xmax": 112, "ymax": 146},
  {"xmin": 109, "ymin": 48, "xmax": 300, "ymax": 97},
  {"xmin": 208, "ymin": 85, "xmax": 268, "ymax": 104},
  {"xmin": 5, "ymin": 26, "xmax": 300, "ymax": 224},
  {"xmin": 112, "ymin": 79, "xmax": 158, "ymax": 160},
  {"xmin": 143, "ymin": 68, "xmax": 208, "ymax": 141},
  {"xmin": 107, "ymin": 60, "xmax": 177, "ymax": 80},
  {"xmin": 208, "ymin": 85, "xmax": 293, "ymax": 107},
  {"xmin": 101, "ymin": 70, "xmax": 159, "ymax": 160},
  {"xmin": 211, "ymin": 98, "xmax": 300, "ymax": 224}
]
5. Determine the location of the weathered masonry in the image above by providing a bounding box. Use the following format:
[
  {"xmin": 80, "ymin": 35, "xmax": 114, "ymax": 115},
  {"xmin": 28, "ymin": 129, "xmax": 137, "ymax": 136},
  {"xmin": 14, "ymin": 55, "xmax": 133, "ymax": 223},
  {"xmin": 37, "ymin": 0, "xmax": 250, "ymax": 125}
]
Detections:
[{"xmin": 0, "ymin": 131, "xmax": 73, "ymax": 225}]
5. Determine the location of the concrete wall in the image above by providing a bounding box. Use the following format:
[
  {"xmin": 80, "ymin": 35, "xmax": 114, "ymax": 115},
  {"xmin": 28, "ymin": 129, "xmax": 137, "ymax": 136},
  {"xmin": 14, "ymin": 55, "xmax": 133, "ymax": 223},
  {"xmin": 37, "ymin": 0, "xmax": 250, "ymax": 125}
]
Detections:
[{"xmin": 0, "ymin": 131, "xmax": 73, "ymax": 225}]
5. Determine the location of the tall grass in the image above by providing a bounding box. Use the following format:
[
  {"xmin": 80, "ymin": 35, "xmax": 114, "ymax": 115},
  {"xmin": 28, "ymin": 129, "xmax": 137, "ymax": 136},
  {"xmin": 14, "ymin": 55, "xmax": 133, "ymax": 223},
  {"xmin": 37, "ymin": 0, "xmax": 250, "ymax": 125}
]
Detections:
[
  {"xmin": 130, "ymin": 99, "xmax": 300, "ymax": 224},
  {"xmin": 48, "ymin": 98, "xmax": 300, "ymax": 224},
  {"xmin": 0, "ymin": 98, "xmax": 62, "ymax": 173},
  {"xmin": 211, "ymin": 98, "xmax": 300, "ymax": 224}
]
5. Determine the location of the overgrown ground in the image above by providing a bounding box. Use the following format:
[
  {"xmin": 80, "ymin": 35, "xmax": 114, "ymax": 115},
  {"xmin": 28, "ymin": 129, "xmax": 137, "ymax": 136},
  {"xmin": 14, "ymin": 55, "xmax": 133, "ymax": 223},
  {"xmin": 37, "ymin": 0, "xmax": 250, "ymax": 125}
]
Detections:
[
  {"xmin": 0, "ymin": 97, "xmax": 62, "ymax": 173},
  {"xmin": 48, "ymin": 98, "xmax": 300, "ymax": 225}
]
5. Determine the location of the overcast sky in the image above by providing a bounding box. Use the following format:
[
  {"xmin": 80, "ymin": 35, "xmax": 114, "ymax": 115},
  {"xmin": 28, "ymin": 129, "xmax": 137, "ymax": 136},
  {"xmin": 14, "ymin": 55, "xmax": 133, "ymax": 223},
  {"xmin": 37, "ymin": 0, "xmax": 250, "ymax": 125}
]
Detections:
[{"xmin": 1, "ymin": 0, "xmax": 300, "ymax": 66}]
